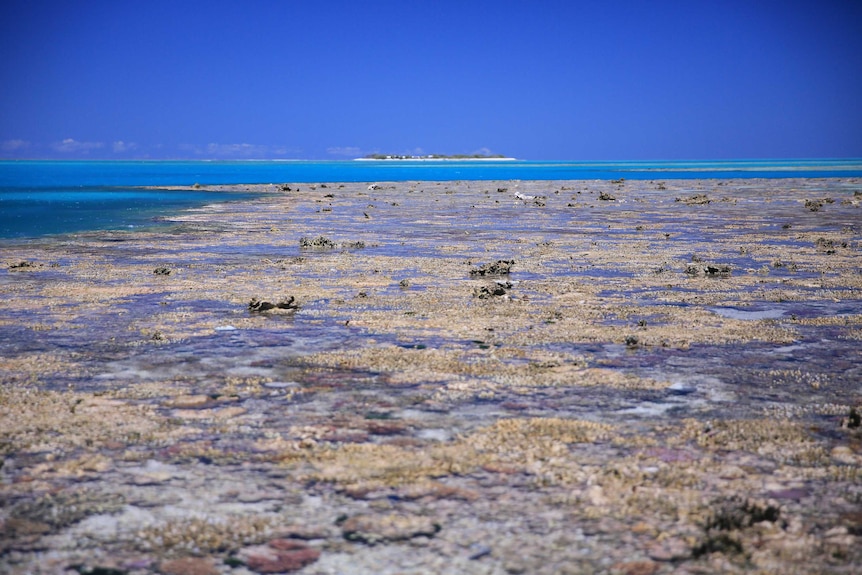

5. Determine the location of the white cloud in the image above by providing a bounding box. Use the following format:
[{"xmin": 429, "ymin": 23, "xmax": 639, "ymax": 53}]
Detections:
[
  {"xmin": 269, "ymin": 144, "xmax": 303, "ymax": 157},
  {"xmin": 177, "ymin": 142, "xmax": 300, "ymax": 158},
  {"xmin": 178, "ymin": 143, "xmax": 203, "ymax": 155},
  {"xmin": 112, "ymin": 140, "xmax": 137, "ymax": 153},
  {"xmin": 471, "ymin": 147, "xmax": 496, "ymax": 156},
  {"xmin": 1, "ymin": 139, "xmax": 30, "ymax": 152},
  {"xmin": 53, "ymin": 138, "xmax": 104, "ymax": 153},
  {"xmin": 326, "ymin": 146, "xmax": 365, "ymax": 157},
  {"xmin": 205, "ymin": 142, "xmax": 263, "ymax": 157},
  {"xmin": 327, "ymin": 146, "xmax": 434, "ymax": 158}
]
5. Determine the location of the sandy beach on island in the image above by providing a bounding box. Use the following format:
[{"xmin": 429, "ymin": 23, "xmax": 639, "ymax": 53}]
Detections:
[
  {"xmin": 352, "ymin": 157, "xmax": 519, "ymax": 161},
  {"xmin": 1, "ymin": 178, "xmax": 861, "ymax": 574}
]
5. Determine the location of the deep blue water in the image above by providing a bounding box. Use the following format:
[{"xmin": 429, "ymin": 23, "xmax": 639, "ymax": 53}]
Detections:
[{"xmin": 2, "ymin": 159, "xmax": 860, "ymax": 239}]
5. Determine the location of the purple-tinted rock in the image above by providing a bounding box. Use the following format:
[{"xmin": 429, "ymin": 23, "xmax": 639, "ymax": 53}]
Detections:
[
  {"xmin": 766, "ymin": 488, "xmax": 810, "ymax": 500},
  {"xmin": 242, "ymin": 539, "xmax": 320, "ymax": 573}
]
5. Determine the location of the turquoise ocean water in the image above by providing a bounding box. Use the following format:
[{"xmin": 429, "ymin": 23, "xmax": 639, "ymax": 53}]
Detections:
[{"xmin": 1, "ymin": 159, "xmax": 860, "ymax": 239}]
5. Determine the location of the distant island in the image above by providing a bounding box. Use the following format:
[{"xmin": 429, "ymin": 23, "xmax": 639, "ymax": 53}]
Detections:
[{"xmin": 355, "ymin": 153, "xmax": 516, "ymax": 161}]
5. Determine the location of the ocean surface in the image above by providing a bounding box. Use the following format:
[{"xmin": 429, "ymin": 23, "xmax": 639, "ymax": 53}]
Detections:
[{"xmin": 1, "ymin": 159, "xmax": 860, "ymax": 239}]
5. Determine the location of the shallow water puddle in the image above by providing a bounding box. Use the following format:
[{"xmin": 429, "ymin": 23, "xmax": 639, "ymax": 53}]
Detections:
[{"xmin": 710, "ymin": 307, "xmax": 787, "ymax": 320}]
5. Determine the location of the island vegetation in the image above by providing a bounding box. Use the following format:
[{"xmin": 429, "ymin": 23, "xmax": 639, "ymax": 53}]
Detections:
[{"xmin": 361, "ymin": 153, "xmax": 512, "ymax": 160}]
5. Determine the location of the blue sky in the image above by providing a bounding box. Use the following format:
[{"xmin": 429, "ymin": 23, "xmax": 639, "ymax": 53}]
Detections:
[{"xmin": 1, "ymin": 0, "xmax": 860, "ymax": 160}]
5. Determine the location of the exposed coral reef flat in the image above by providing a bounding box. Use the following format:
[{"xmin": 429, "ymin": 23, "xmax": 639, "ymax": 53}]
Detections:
[{"xmin": 1, "ymin": 178, "xmax": 861, "ymax": 574}]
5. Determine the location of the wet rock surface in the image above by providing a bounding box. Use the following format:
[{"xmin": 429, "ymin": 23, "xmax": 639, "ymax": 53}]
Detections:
[
  {"xmin": 248, "ymin": 296, "xmax": 299, "ymax": 313},
  {"xmin": 340, "ymin": 514, "xmax": 441, "ymax": 544},
  {"xmin": 238, "ymin": 539, "xmax": 321, "ymax": 573},
  {"xmin": 1, "ymin": 178, "xmax": 861, "ymax": 574},
  {"xmin": 469, "ymin": 260, "xmax": 515, "ymax": 277}
]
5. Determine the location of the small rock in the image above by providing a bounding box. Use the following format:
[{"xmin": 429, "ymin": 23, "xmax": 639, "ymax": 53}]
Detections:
[
  {"xmin": 470, "ymin": 260, "xmax": 514, "ymax": 277},
  {"xmin": 473, "ymin": 284, "xmax": 510, "ymax": 299},
  {"xmin": 675, "ymin": 194, "xmax": 710, "ymax": 205},
  {"xmin": 153, "ymin": 267, "xmax": 171, "ymax": 276},
  {"xmin": 397, "ymin": 481, "xmax": 480, "ymax": 502},
  {"xmin": 503, "ymin": 558, "xmax": 528, "ymax": 574},
  {"xmin": 124, "ymin": 558, "xmax": 155, "ymax": 571},
  {"xmin": 842, "ymin": 407, "xmax": 861, "ymax": 429},
  {"xmin": 322, "ymin": 430, "xmax": 370, "ymax": 443},
  {"xmin": 159, "ymin": 557, "xmax": 218, "ymax": 575},
  {"xmin": 237, "ymin": 490, "xmax": 280, "ymax": 503},
  {"xmin": 249, "ymin": 298, "xmax": 276, "ymax": 312},
  {"xmin": 468, "ymin": 543, "xmax": 492, "ymax": 560},
  {"xmin": 805, "ymin": 198, "xmax": 833, "ymax": 212},
  {"xmin": 164, "ymin": 394, "xmax": 214, "ymax": 408},
  {"xmin": 129, "ymin": 471, "xmax": 172, "ymax": 486},
  {"xmin": 831, "ymin": 445, "xmax": 859, "ymax": 465},
  {"xmin": 611, "ymin": 560, "xmax": 659, "ymax": 575},
  {"xmin": 8, "ymin": 261, "xmax": 39, "ymax": 271},
  {"xmin": 271, "ymin": 524, "xmax": 332, "ymax": 540},
  {"xmin": 717, "ymin": 465, "xmax": 747, "ymax": 479},
  {"xmin": 586, "ymin": 485, "xmax": 609, "ymax": 506},
  {"xmin": 814, "ymin": 237, "xmax": 844, "ymax": 253},
  {"xmin": 276, "ymin": 296, "xmax": 299, "ymax": 309},
  {"xmin": 1, "ymin": 518, "xmax": 51, "ymax": 539},
  {"xmin": 766, "ymin": 488, "xmax": 810, "ymax": 500},
  {"xmin": 240, "ymin": 539, "xmax": 320, "ymax": 573},
  {"xmin": 365, "ymin": 420, "xmax": 407, "ymax": 435},
  {"xmin": 263, "ymin": 381, "xmax": 298, "ymax": 389},
  {"xmin": 299, "ymin": 236, "xmax": 336, "ymax": 249},
  {"xmin": 341, "ymin": 513, "xmax": 441, "ymax": 544},
  {"xmin": 249, "ymin": 296, "xmax": 299, "ymax": 312},
  {"xmin": 838, "ymin": 511, "xmax": 862, "ymax": 535},
  {"xmin": 647, "ymin": 537, "xmax": 690, "ymax": 561},
  {"xmin": 704, "ymin": 264, "xmax": 732, "ymax": 276},
  {"xmin": 631, "ymin": 522, "xmax": 656, "ymax": 535}
]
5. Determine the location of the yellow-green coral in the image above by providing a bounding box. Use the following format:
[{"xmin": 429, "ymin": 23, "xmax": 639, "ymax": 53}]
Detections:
[
  {"xmin": 135, "ymin": 515, "xmax": 276, "ymax": 555},
  {"xmin": 0, "ymin": 384, "xmax": 185, "ymax": 456},
  {"xmin": 680, "ymin": 418, "xmax": 813, "ymax": 451}
]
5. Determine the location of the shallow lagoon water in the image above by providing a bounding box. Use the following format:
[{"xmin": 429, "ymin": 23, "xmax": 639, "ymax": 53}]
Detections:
[
  {"xmin": 3, "ymin": 158, "xmax": 862, "ymax": 239},
  {"xmin": 1, "ymin": 177, "xmax": 861, "ymax": 574}
]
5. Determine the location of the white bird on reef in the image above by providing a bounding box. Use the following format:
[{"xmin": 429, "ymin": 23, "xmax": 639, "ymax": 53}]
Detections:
[{"xmin": 514, "ymin": 192, "xmax": 535, "ymax": 200}]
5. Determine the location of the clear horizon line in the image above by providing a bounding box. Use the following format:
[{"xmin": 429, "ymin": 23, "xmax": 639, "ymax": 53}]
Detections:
[{"xmin": 2, "ymin": 156, "xmax": 862, "ymax": 163}]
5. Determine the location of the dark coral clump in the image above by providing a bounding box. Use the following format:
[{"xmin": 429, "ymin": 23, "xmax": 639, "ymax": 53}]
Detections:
[
  {"xmin": 248, "ymin": 296, "xmax": 299, "ymax": 312},
  {"xmin": 470, "ymin": 260, "xmax": 514, "ymax": 277}
]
